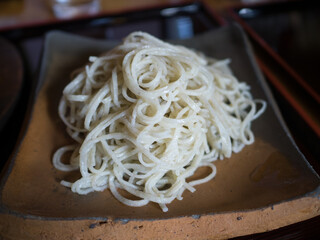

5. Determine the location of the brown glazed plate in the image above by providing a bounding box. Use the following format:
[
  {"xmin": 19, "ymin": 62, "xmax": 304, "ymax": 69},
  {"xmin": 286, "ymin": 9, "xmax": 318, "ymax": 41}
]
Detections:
[{"xmin": 0, "ymin": 24, "xmax": 319, "ymax": 239}]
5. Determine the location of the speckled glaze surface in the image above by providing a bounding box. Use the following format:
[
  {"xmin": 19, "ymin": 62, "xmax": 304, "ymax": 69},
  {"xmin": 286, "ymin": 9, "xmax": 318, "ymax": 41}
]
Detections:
[{"xmin": 0, "ymin": 25, "xmax": 319, "ymax": 239}]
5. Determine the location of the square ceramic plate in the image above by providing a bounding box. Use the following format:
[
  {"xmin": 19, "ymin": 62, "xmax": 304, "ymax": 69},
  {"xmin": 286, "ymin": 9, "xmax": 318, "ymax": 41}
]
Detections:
[{"xmin": 0, "ymin": 24, "xmax": 319, "ymax": 239}]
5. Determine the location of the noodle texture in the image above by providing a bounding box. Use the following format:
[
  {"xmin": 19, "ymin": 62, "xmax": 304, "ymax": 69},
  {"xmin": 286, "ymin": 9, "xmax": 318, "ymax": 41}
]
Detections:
[{"xmin": 53, "ymin": 32, "xmax": 266, "ymax": 212}]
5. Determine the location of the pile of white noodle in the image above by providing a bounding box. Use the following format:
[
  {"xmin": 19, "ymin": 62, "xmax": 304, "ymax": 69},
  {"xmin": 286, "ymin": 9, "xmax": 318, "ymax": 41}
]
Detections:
[{"xmin": 53, "ymin": 32, "xmax": 266, "ymax": 212}]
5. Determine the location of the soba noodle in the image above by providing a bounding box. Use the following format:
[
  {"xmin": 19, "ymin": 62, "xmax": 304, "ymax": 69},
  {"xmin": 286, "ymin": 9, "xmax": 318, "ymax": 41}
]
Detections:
[{"xmin": 53, "ymin": 32, "xmax": 266, "ymax": 212}]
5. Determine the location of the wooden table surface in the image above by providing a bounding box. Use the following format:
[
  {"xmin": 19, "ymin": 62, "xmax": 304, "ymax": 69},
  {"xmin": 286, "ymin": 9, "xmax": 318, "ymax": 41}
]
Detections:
[
  {"xmin": 0, "ymin": 0, "xmax": 284, "ymax": 29},
  {"xmin": 0, "ymin": 0, "xmax": 227, "ymax": 29},
  {"xmin": 0, "ymin": 0, "xmax": 319, "ymax": 239}
]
